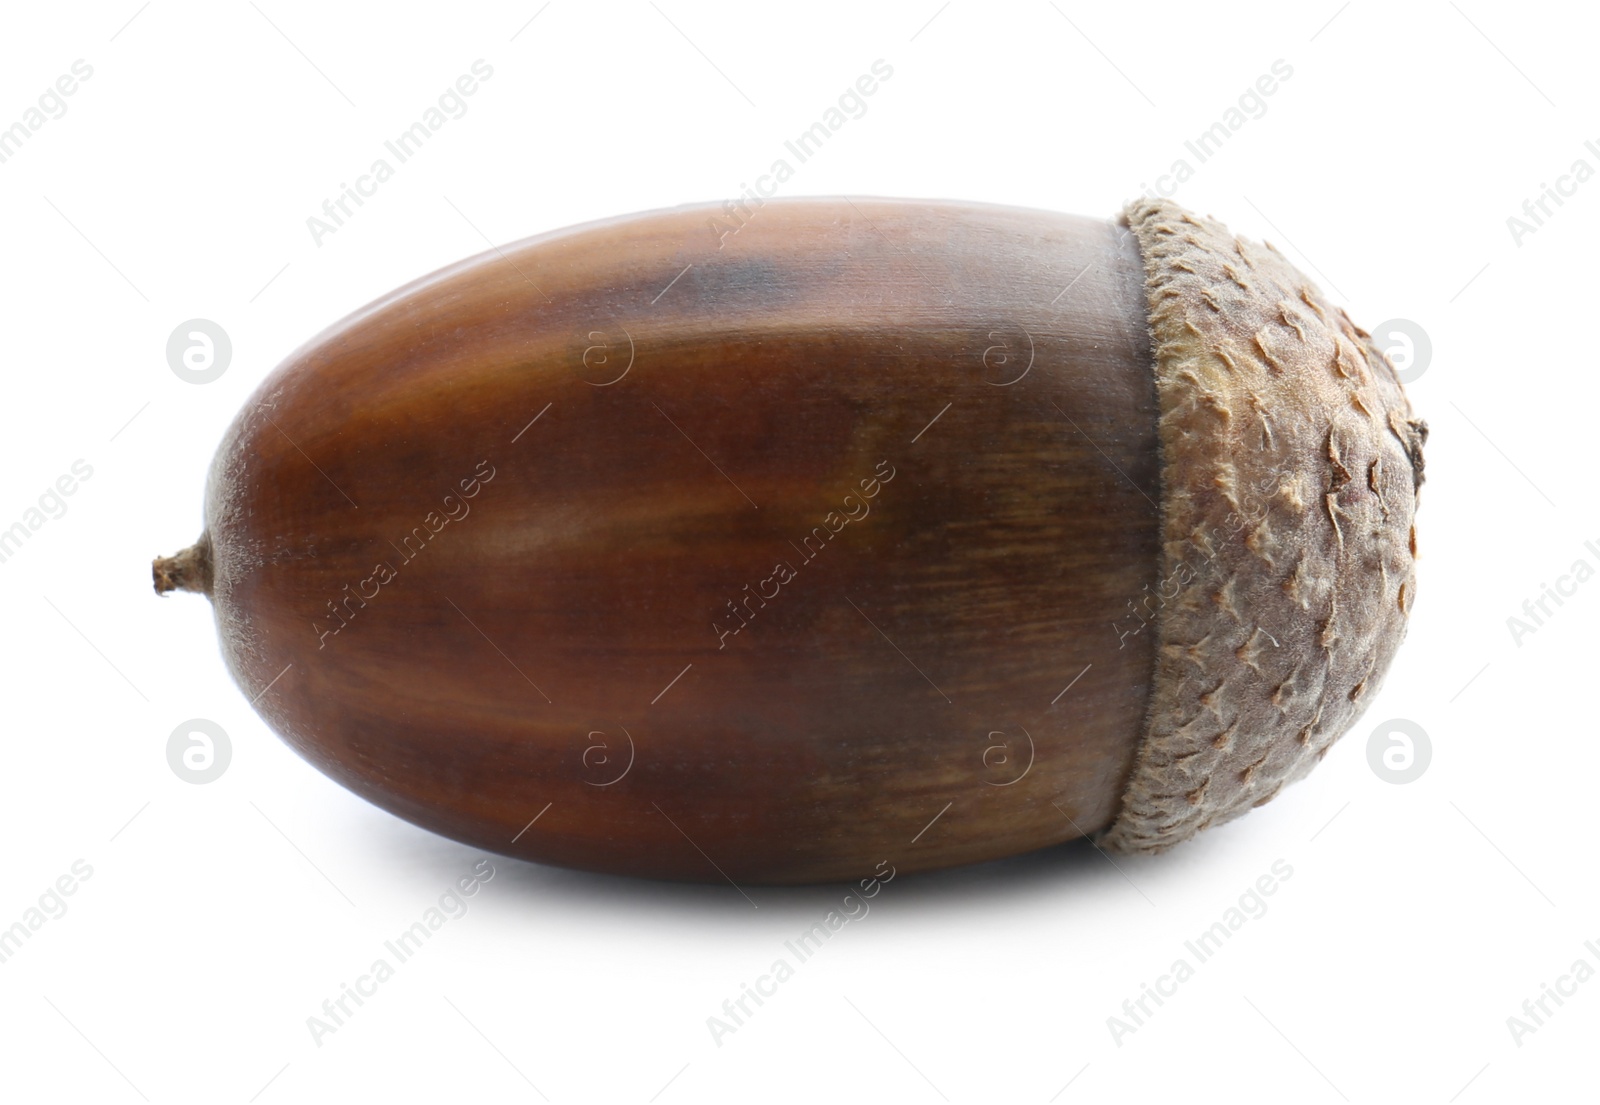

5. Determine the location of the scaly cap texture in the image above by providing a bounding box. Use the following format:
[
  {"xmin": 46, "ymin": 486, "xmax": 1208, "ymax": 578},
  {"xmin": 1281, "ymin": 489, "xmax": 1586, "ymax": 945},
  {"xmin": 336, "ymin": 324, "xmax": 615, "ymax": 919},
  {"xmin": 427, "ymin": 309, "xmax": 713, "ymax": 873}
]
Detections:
[{"xmin": 1102, "ymin": 199, "xmax": 1426, "ymax": 854}]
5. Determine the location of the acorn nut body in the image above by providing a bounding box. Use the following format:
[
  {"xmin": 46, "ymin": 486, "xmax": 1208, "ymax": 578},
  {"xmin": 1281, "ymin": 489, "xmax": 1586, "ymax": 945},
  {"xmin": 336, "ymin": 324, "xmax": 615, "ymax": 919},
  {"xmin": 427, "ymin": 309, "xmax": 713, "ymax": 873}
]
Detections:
[{"xmin": 154, "ymin": 197, "xmax": 1425, "ymax": 883}]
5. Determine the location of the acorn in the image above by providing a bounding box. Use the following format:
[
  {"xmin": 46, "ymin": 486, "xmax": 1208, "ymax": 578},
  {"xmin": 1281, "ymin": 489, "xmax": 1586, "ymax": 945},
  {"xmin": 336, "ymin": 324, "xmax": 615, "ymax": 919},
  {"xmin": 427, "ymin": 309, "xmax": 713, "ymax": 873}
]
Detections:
[{"xmin": 154, "ymin": 197, "xmax": 1425, "ymax": 884}]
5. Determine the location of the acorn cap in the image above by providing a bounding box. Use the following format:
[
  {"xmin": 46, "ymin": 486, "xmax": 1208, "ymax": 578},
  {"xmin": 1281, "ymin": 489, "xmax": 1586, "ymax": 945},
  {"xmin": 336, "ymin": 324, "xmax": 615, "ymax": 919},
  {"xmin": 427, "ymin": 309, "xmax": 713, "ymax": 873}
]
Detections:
[{"xmin": 1102, "ymin": 199, "xmax": 1427, "ymax": 854}]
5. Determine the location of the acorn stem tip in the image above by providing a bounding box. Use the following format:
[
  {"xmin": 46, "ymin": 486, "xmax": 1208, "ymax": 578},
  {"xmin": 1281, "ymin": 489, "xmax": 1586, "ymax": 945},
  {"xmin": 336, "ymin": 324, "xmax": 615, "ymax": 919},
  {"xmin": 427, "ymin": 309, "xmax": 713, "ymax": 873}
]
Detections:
[{"xmin": 153, "ymin": 536, "xmax": 213, "ymax": 596}]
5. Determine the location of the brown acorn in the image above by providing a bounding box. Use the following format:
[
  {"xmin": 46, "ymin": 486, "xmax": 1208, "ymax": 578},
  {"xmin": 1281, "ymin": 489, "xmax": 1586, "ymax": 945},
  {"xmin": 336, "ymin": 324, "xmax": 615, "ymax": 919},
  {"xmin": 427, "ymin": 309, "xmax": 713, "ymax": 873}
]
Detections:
[{"xmin": 154, "ymin": 197, "xmax": 1425, "ymax": 884}]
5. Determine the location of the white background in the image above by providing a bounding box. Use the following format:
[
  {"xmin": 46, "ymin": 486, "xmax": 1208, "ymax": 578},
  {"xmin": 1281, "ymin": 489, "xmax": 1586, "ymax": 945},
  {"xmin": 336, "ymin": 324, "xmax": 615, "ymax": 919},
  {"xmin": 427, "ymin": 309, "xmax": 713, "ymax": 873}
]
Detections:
[{"xmin": 1, "ymin": 2, "xmax": 1595, "ymax": 1102}]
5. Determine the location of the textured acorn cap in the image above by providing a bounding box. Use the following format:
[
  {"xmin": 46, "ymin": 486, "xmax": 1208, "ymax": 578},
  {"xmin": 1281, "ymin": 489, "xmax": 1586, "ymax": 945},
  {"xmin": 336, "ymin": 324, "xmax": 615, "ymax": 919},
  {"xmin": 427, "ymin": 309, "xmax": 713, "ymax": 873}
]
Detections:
[{"xmin": 1102, "ymin": 199, "xmax": 1426, "ymax": 854}]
